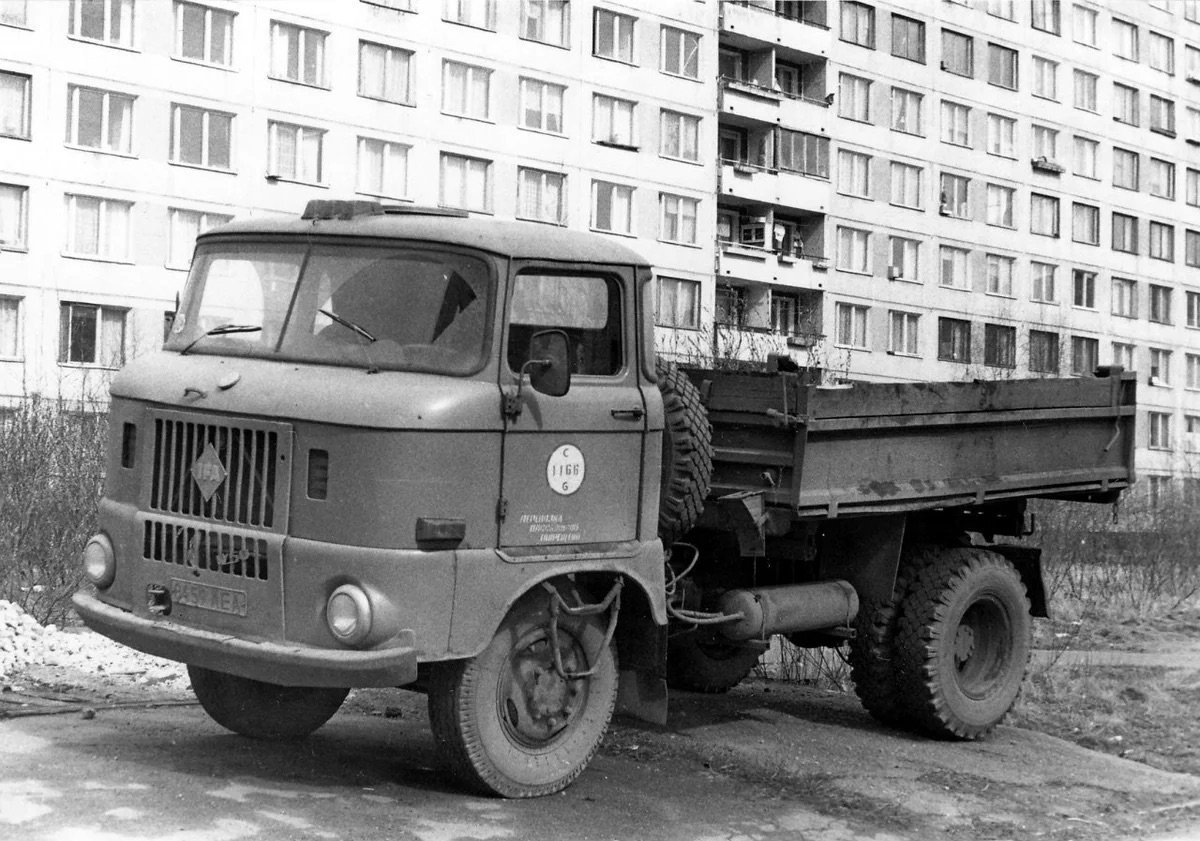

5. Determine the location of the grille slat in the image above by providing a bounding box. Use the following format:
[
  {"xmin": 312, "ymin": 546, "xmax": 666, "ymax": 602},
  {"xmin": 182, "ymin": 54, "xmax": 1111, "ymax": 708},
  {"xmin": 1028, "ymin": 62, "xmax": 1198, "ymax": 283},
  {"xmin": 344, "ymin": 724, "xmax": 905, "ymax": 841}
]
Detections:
[{"xmin": 142, "ymin": 520, "xmax": 270, "ymax": 581}]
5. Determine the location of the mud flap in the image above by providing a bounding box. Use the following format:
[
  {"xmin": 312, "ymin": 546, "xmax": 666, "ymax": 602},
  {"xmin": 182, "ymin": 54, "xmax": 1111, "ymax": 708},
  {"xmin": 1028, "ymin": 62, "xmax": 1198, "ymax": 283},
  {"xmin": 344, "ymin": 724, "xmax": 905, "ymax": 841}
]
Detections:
[{"xmin": 616, "ymin": 668, "xmax": 668, "ymax": 726}]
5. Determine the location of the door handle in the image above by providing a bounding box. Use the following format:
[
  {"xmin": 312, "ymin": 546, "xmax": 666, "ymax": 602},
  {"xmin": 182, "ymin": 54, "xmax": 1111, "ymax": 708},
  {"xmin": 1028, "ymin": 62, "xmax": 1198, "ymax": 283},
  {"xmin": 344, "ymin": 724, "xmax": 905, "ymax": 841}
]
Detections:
[{"xmin": 611, "ymin": 407, "xmax": 645, "ymax": 420}]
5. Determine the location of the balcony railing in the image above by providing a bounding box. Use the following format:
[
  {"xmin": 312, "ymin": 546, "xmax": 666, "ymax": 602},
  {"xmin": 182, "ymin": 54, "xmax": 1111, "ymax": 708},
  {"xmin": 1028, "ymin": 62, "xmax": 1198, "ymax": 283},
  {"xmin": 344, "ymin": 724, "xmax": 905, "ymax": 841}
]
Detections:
[{"xmin": 723, "ymin": 1, "xmax": 830, "ymax": 30}]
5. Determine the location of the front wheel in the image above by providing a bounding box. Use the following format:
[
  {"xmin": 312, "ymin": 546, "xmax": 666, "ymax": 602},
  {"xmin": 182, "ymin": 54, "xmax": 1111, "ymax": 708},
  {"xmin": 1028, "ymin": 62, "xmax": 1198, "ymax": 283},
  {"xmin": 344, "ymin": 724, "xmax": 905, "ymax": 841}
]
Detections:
[
  {"xmin": 894, "ymin": 548, "xmax": 1032, "ymax": 739},
  {"xmin": 427, "ymin": 585, "xmax": 618, "ymax": 798},
  {"xmin": 187, "ymin": 665, "xmax": 349, "ymax": 739}
]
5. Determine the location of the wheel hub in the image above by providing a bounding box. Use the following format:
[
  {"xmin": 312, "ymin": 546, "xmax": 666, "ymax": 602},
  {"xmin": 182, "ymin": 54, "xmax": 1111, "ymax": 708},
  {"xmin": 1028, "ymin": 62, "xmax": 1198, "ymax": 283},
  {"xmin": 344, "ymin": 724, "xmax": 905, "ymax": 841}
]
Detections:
[
  {"xmin": 954, "ymin": 624, "xmax": 976, "ymax": 663},
  {"xmin": 501, "ymin": 636, "xmax": 585, "ymax": 745}
]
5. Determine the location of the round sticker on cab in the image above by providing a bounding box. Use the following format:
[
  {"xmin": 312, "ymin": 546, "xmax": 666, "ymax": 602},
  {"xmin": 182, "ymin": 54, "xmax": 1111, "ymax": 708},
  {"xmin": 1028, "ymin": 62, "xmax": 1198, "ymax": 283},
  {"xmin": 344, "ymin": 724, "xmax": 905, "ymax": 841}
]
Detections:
[{"xmin": 546, "ymin": 445, "xmax": 585, "ymax": 496}]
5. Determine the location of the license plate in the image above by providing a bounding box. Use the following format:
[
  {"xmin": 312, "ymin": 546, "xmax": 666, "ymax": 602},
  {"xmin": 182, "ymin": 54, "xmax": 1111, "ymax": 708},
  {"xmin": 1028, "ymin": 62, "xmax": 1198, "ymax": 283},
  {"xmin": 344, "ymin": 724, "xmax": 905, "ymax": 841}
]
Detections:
[{"xmin": 170, "ymin": 578, "xmax": 247, "ymax": 617}]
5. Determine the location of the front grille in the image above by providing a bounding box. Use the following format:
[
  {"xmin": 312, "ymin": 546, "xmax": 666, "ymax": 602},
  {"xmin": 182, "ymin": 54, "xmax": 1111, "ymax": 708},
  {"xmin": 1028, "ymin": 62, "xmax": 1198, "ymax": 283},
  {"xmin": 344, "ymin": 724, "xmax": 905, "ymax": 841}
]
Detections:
[
  {"xmin": 143, "ymin": 519, "xmax": 269, "ymax": 581},
  {"xmin": 149, "ymin": 415, "xmax": 288, "ymax": 529}
]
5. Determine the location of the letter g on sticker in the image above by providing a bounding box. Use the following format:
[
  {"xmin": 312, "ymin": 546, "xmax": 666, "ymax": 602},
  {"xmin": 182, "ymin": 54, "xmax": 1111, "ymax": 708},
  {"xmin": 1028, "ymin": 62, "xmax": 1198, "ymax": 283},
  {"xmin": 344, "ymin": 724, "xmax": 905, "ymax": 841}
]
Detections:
[{"xmin": 546, "ymin": 445, "xmax": 585, "ymax": 496}]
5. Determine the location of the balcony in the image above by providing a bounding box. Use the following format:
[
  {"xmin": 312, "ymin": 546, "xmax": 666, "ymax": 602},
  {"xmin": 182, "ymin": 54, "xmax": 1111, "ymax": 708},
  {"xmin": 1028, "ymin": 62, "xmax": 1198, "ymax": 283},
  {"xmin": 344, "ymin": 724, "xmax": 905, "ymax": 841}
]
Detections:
[
  {"xmin": 720, "ymin": 2, "xmax": 831, "ymax": 61},
  {"xmin": 717, "ymin": 239, "xmax": 828, "ymax": 290},
  {"xmin": 719, "ymin": 78, "xmax": 782, "ymax": 127},
  {"xmin": 719, "ymin": 161, "xmax": 830, "ymax": 213}
]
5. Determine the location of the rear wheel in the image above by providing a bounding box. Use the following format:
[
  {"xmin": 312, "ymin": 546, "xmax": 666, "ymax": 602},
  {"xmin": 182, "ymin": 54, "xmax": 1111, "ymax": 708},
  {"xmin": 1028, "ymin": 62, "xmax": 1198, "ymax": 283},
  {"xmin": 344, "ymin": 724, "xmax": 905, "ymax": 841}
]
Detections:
[
  {"xmin": 427, "ymin": 585, "xmax": 618, "ymax": 798},
  {"xmin": 187, "ymin": 665, "xmax": 348, "ymax": 739},
  {"xmin": 667, "ymin": 633, "xmax": 762, "ymax": 693}
]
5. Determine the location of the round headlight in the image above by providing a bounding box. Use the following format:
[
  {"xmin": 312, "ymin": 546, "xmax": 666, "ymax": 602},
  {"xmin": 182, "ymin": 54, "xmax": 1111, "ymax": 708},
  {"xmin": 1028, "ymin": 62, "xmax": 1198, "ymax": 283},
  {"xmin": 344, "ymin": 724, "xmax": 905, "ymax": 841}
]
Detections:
[
  {"xmin": 82, "ymin": 535, "xmax": 115, "ymax": 589},
  {"xmin": 326, "ymin": 584, "xmax": 373, "ymax": 646}
]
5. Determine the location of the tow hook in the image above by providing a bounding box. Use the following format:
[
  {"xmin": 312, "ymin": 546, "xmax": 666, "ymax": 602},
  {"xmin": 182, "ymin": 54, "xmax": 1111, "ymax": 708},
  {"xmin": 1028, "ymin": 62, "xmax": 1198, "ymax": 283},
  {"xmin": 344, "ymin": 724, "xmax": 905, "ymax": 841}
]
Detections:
[
  {"xmin": 146, "ymin": 583, "xmax": 172, "ymax": 616},
  {"xmin": 541, "ymin": 577, "xmax": 623, "ymax": 680}
]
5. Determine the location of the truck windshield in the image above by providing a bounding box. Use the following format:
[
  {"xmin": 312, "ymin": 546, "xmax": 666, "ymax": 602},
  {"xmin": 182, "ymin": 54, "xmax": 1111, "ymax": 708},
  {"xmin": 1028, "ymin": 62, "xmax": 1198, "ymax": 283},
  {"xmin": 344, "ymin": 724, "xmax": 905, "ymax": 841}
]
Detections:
[{"xmin": 165, "ymin": 242, "xmax": 494, "ymax": 374}]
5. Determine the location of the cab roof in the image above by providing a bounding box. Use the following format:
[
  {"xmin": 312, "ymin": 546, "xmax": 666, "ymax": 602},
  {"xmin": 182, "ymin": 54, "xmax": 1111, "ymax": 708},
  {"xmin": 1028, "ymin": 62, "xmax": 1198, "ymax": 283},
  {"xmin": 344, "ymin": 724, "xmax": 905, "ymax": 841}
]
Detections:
[{"xmin": 198, "ymin": 203, "xmax": 651, "ymax": 266}]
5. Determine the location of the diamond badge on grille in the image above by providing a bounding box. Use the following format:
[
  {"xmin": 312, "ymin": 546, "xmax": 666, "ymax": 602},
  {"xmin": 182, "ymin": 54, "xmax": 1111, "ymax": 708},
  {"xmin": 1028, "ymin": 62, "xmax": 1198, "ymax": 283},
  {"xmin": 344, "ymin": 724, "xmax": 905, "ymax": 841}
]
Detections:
[{"xmin": 191, "ymin": 442, "xmax": 227, "ymax": 502}]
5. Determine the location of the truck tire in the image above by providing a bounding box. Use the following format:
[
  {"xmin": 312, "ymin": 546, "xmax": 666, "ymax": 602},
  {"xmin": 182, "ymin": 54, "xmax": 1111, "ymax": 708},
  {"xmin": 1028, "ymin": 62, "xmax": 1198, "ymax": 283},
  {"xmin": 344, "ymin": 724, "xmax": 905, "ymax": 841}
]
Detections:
[
  {"xmin": 187, "ymin": 665, "xmax": 348, "ymax": 739},
  {"xmin": 656, "ymin": 357, "xmax": 713, "ymax": 544},
  {"xmin": 666, "ymin": 633, "xmax": 762, "ymax": 693},
  {"xmin": 894, "ymin": 548, "xmax": 1032, "ymax": 739},
  {"xmin": 427, "ymin": 585, "xmax": 618, "ymax": 798}
]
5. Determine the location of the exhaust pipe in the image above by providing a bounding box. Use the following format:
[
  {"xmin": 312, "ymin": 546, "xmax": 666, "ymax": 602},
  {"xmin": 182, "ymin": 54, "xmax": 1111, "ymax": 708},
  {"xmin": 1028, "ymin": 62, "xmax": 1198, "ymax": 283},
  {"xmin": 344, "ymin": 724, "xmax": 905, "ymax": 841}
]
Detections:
[{"xmin": 718, "ymin": 581, "xmax": 859, "ymax": 642}]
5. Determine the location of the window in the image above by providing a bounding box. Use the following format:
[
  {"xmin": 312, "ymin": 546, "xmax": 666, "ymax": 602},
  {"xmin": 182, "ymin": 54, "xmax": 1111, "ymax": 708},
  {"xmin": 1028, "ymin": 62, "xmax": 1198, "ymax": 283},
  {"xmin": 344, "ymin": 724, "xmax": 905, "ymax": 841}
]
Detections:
[
  {"xmin": 519, "ymin": 78, "xmax": 564, "ymax": 134},
  {"xmin": 986, "ymin": 254, "xmax": 1014, "ymax": 296},
  {"xmin": 1150, "ymin": 221, "xmax": 1174, "ymax": 261},
  {"xmin": 1072, "ymin": 269, "xmax": 1096, "ymax": 309},
  {"xmin": 715, "ymin": 286, "xmax": 745, "ymax": 327},
  {"xmin": 939, "ymin": 245, "xmax": 969, "ymax": 289},
  {"xmin": 891, "ymin": 14, "xmax": 924, "ymax": 62},
  {"xmin": 167, "ymin": 207, "xmax": 231, "ymax": 268},
  {"xmin": 1112, "ymin": 342, "xmax": 1135, "ymax": 372},
  {"xmin": 942, "ymin": 30, "xmax": 973, "ymax": 77},
  {"xmin": 1073, "ymin": 136, "xmax": 1097, "ymax": 178},
  {"xmin": 779, "ymin": 130, "xmax": 829, "ymax": 178},
  {"xmin": 267, "ymin": 120, "xmax": 323, "ymax": 182},
  {"xmin": 835, "ymin": 302, "xmax": 868, "ymax": 348},
  {"xmin": 660, "ymin": 110, "xmax": 699, "ymax": 162},
  {"xmin": 270, "ymin": 21, "xmax": 327, "ymax": 87},
  {"xmin": 938, "ymin": 318, "xmax": 971, "ymax": 362},
  {"xmin": 444, "ymin": 0, "xmax": 495, "ymax": 30},
  {"xmin": 1029, "ymin": 329, "xmax": 1059, "ymax": 373},
  {"xmin": 1189, "ymin": 170, "xmax": 1200, "ymax": 207},
  {"xmin": 170, "ymin": 104, "xmax": 231, "ymax": 169},
  {"xmin": 591, "ymin": 180, "xmax": 633, "ymax": 234},
  {"xmin": 174, "ymin": 1, "xmax": 234, "ymax": 66},
  {"xmin": 0, "ymin": 1, "xmax": 27, "ymax": 27},
  {"xmin": 1150, "ymin": 95, "xmax": 1175, "ymax": 135},
  {"xmin": 1188, "ymin": 416, "xmax": 1200, "ymax": 452},
  {"xmin": 1031, "ymin": 262, "xmax": 1056, "ymax": 303},
  {"xmin": 837, "ymin": 226, "xmax": 870, "ymax": 273},
  {"xmin": 1150, "ymin": 284, "xmax": 1173, "ymax": 324},
  {"xmin": 356, "ymin": 137, "xmax": 408, "ymax": 198},
  {"xmin": 68, "ymin": 0, "xmax": 133, "ymax": 46},
  {"xmin": 1113, "ymin": 148, "xmax": 1139, "ymax": 190},
  {"xmin": 59, "ymin": 302, "xmax": 125, "ymax": 367},
  {"xmin": 64, "ymin": 193, "xmax": 130, "ymax": 259},
  {"xmin": 1188, "ymin": 107, "xmax": 1200, "ymax": 141},
  {"xmin": 659, "ymin": 194, "xmax": 697, "ymax": 244},
  {"xmin": 986, "ymin": 184, "xmax": 1014, "ymax": 228},
  {"xmin": 771, "ymin": 293, "xmax": 802, "ymax": 337},
  {"xmin": 1112, "ymin": 18, "xmax": 1138, "ymax": 60},
  {"xmin": 1072, "ymin": 203, "xmax": 1099, "ymax": 245},
  {"xmin": 657, "ymin": 277, "xmax": 699, "ymax": 329},
  {"xmin": 1190, "ymin": 0, "xmax": 1200, "ymax": 24},
  {"xmin": 1030, "ymin": 193, "xmax": 1059, "ymax": 237},
  {"xmin": 0, "ymin": 183, "xmax": 27, "ymax": 249},
  {"xmin": 1148, "ymin": 413, "xmax": 1171, "ymax": 450},
  {"xmin": 889, "ymin": 310, "xmax": 919, "ymax": 355},
  {"xmin": 440, "ymin": 153, "xmax": 493, "ymax": 213},
  {"xmin": 1190, "ymin": 290, "xmax": 1200, "ymax": 328},
  {"xmin": 1150, "ymin": 347, "xmax": 1172, "ymax": 383},
  {"xmin": 1190, "ymin": 353, "xmax": 1200, "ymax": 387},
  {"xmin": 443, "ymin": 61, "xmax": 492, "ymax": 120},
  {"xmin": 1072, "ymin": 4, "xmax": 1097, "ymax": 46},
  {"xmin": 1112, "ymin": 83, "xmax": 1138, "ymax": 126},
  {"xmin": 594, "ymin": 8, "xmax": 635, "ymax": 63},
  {"xmin": 838, "ymin": 149, "xmax": 871, "ymax": 198},
  {"xmin": 1071, "ymin": 335, "xmax": 1098, "ymax": 376},
  {"xmin": 940, "ymin": 173, "xmax": 969, "ymax": 218},
  {"xmin": 0, "ymin": 71, "xmax": 29, "ymax": 139},
  {"xmin": 987, "ymin": 0, "xmax": 1014, "ymax": 20},
  {"xmin": 1033, "ymin": 57, "xmax": 1057, "ymax": 99},
  {"xmin": 359, "ymin": 41, "xmax": 414, "ymax": 105},
  {"xmin": 840, "ymin": 1, "xmax": 875, "ymax": 48},
  {"xmin": 1112, "ymin": 213, "xmax": 1138, "ymax": 254},
  {"xmin": 1073, "ymin": 69, "xmax": 1096, "ymax": 111},
  {"xmin": 593, "ymin": 94, "xmax": 635, "ymax": 146},
  {"xmin": 1188, "ymin": 230, "xmax": 1200, "ymax": 267},
  {"xmin": 988, "ymin": 44, "xmax": 1018, "ymax": 89},
  {"xmin": 889, "ymin": 162, "xmax": 922, "ymax": 209},
  {"xmin": 0, "ymin": 295, "xmax": 18, "ymax": 359},
  {"xmin": 517, "ymin": 167, "xmax": 566, "ymax": 225},
  {"xmin": 522, "ymin": 0, "xmax": 569, "ymax": 47},
  {"xmin": 1149, "ymin": 31, "xmax": 1174, "ymax": 73},
  {"xmin": 1112, "ymin": 276, "xmax": 1137, "ymax": 317},
  {"xmin": 661, "ymin": 26, "xmax": 700, "ymax": 78},
  {"xmin": 890, "ymin": 87, "xmax": 923, "ymax": 135},
  {"xmin": 986, "ymin": 113, "xmax": 1015, "ymax": 157},
  {"xmin": 941, "ymin": 100, "xmax": 970, "ymax": 147},
  {"xmin": 889, "ymin": 236, "xmax": 920, "ymax": 281},
  {"xmin": 1031, "ymin": 0, "xmax": 1061, "ymax": 34},
  {"xmin": 838, "ymin": 73, "xmax": 871, "ymax": 122},
  {"xmin": 984, "ymin": 323, "xmax": 1016, "ymax": 368},
  {"xmin": 1032, "ymin": 125, "xmax": 1058, "ymax": 160},
  {"xmin": 66, "ymin": 85, "xmax": 133, "ymax": 154},
  {"xmin": 1149, "ymin": 158, "xmax": 1175, "ymax": 200}
]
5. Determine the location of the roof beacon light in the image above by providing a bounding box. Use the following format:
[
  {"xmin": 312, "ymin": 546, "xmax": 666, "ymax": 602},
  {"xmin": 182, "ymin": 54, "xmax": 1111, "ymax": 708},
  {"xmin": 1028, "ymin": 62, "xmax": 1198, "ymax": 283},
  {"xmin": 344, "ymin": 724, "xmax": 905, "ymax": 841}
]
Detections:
[{"xmin": 302, "ymin": 199, "xmax": 384, "ymax": 221}]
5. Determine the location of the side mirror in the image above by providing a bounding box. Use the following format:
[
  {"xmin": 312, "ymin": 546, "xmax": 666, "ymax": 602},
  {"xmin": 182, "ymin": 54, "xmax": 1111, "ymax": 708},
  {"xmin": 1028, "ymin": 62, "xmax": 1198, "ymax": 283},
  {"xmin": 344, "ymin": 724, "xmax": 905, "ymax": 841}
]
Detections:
[{"xmin": 527, "ymin": 329, "xmax": 571, "ymax": 397}]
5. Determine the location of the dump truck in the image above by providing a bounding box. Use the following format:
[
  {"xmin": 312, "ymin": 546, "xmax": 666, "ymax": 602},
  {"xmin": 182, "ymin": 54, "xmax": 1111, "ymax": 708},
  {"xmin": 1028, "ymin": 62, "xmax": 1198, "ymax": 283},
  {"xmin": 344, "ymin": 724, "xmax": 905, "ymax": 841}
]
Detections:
[{"xmin": 73, "ymin": 200, "xmax": 1137, "ymax": 798}]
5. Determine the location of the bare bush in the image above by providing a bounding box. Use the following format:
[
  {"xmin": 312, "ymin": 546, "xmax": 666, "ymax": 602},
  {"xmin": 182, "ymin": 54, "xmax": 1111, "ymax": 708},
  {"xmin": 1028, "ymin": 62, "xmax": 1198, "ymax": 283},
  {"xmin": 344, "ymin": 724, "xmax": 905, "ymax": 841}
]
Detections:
[{"xmin": 0, "ymin": 396, "xmax": 107, "ymax": 625}]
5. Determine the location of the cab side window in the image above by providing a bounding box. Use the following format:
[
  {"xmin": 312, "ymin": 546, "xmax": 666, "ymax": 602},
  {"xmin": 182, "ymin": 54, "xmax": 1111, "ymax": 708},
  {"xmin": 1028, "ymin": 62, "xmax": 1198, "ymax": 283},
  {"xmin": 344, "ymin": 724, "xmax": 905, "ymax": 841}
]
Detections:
[{"xmin": 507, "ymin": 273, "xmax": 623, "ymax": 376}]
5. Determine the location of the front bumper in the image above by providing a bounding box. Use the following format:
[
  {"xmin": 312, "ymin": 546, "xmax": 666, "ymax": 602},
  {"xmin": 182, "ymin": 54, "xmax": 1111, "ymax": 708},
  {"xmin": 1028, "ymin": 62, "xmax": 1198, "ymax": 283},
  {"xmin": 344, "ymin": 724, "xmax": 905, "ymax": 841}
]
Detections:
[{"xmin": 72, "ymin": 591, "xmax": 417, "ymax": 688}]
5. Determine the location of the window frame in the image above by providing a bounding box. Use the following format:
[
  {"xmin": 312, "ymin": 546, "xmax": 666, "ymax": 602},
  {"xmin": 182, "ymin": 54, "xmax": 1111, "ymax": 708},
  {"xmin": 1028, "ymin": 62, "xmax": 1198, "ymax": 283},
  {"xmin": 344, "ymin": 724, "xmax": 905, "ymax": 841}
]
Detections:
[
  {"xmin": 267, "ymin": 120, "xmax": 325, "ymax": 184},
  {"xmin": 173, "ymin": 1, "xmax": 235, "ymax": 67},
  {"xmin": 169, "ymin": 102, "xmax": 233, "ymax": 170},
  {"xmin": 0, "ymin": 70, "xmax": 31, "ymax": 140},
  {"xmin": 58, "ymin": 301, "xmax": 126, "ymax": 369},
  {"xmin": 269, "ymin": 19, "xmax": 328, "ymax": 88},
  {"xmin": 593, "ymin": 7, "xmax": 636, "ymax": 64},
  {"xmin": 517, "ymin": 166, "xmax": 567, "ymax": 225}
]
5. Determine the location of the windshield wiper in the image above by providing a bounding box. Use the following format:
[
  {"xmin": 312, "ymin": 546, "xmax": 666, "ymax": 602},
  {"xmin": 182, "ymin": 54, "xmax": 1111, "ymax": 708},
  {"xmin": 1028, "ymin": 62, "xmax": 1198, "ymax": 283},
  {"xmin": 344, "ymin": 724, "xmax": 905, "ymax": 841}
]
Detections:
[
  {"xmin": 319, "ymin": 308, "xmax": 376, "ymax": 343},
  {"xmin": 178, "ymin": 323, "xmax": 262, "ymax": 356}
]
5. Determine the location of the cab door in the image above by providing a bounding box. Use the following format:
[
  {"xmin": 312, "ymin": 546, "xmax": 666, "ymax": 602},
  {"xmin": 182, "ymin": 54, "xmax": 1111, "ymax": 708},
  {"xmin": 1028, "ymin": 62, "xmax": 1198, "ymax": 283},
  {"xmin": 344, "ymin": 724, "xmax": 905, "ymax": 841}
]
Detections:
[{"xmin": 498, "ymin": 264, "xmax": 646, "ymax": 548}]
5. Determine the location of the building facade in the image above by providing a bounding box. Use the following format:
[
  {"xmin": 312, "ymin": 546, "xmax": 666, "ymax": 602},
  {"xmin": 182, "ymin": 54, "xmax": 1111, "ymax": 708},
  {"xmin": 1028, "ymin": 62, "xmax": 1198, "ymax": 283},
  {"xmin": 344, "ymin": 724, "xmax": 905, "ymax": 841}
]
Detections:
[{"xmin": 1, "ymin": 0, "xmax": 1198, "ymax": 491}]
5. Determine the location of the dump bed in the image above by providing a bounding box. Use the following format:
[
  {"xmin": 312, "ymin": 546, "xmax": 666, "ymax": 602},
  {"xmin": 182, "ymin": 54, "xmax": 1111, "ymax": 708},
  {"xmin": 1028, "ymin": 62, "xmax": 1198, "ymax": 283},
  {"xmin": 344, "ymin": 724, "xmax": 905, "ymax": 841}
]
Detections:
[{"xmin": 686, "ymin": 367, "xmax": 1136, "ymax": 521}]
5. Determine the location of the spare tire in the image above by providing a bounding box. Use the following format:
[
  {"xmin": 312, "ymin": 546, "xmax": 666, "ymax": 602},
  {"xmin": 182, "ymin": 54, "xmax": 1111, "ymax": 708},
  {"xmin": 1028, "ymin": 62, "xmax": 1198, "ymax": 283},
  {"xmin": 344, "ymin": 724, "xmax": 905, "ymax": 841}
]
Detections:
[{"xmin": 656, "ymin": 357, "xmax": 713, "ymax": 544}]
